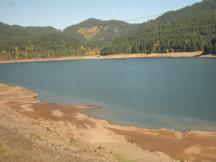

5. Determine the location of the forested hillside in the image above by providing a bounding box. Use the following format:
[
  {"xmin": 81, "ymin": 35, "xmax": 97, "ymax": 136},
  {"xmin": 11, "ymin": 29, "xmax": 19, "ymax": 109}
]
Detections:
[
  {"xmin": 101, "ymin": 0, "xmax": 216, "ymax": 55},
  {"xmin": 0, "ymin": 0, "xmax": 216, "ymax": 60},
  {"xmin": 0, "ymin": 19, "xmax": 136, "ymax": 60},
  {"xmin": 64, "ymin": 18, "xmax": 137, "ymax": 48},
  {"xmin": 0, "ymin": 22, "xmax": 91, "ymax": 60}
]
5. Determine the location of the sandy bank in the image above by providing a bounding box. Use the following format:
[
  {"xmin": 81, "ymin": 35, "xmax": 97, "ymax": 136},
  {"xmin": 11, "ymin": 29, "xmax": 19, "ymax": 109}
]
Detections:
[
  {"xmin": 0, "ymin": 51, "xmax": 203, "ymax": 64},
  {"xmin": 0, "ymin": 83, "xmax": 216, "ymax": 162}
]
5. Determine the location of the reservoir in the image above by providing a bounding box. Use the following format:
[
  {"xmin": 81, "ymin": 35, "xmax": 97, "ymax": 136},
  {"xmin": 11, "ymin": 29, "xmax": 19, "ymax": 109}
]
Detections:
[{"xmin": 0, "ymin": 58, "xmax": 216, "ymax": 131}]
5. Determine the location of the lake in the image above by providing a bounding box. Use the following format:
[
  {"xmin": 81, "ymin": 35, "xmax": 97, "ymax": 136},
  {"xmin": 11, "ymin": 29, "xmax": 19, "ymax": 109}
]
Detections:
[{"xmin": 0, "ymin": 58, "xmax": 216, "ymax": 131}]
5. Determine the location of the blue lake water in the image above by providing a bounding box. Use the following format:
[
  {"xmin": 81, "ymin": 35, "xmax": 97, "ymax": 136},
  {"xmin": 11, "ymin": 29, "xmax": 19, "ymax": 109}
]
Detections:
[{"xmin": 0, "ymin": 58, "xmax": 216, "ymax": 131}]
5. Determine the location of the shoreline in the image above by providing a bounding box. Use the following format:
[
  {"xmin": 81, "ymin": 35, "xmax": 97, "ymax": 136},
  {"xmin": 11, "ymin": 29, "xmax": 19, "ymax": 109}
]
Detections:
[
  {"xmin": 0, "ymin": 51, "xmax": 204, "ymax": 64},
  {"xmin": 0, "ymin": 83, "xmax": 216, "ymax": 161}
]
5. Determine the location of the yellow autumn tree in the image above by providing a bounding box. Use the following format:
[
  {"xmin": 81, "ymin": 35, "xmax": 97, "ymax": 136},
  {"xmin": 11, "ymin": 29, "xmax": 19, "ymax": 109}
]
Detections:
[{"xmin": 15, "ymin": 47, "xmax": 19, "ymax": 60}]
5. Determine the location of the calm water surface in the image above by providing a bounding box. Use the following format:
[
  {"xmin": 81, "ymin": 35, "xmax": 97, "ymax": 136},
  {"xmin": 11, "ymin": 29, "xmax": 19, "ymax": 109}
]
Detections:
[{"xmin": 0, "ymin": 58, "xmax": 216, "ymax": 131}]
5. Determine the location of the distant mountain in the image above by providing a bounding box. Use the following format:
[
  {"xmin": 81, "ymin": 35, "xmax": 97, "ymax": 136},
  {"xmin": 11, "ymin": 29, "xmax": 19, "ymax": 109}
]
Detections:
[
  {"xmin": 102, "ymin": 0, "xmax": 216, "ymax": 54},
  {"xmin": 0, "ymin": 22, "xmax": 28, "ymax": 40},
  {"xmin": 64, "ymin": 18, "xmax": 138, "ymax": 47},
  {"xmin": 24, "ymin": 26, "xmax": 59, "ymax": 36},
  {"xmin": 0, "ymin": 22, "xmax": 89, "ymax": 60},
  {"xmin": 0, "ymin": 18, "xmax": 138, "ymax": 59},
  {"xmin": 0, "ymin": 22, "xmax": 60, "ymax": 47},
  {"xmin": 0, "ymin": 22, "xmax": 58, "ymax": 38}
]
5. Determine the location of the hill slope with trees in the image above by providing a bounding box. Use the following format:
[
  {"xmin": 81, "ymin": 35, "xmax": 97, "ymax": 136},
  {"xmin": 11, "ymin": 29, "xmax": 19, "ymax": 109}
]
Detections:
[
  {"xmin": 0, "ymin": 19, "xmax": 137, "ymax": 60},
  {"xmin": 0, "ymin": 22, "xmax": 91, "ymax": 60},
  {"xmin": 0, "ymin": 0, "xmax": 216, "ymax": 60},
  {"xmin": 101, "ymin": 0, "xmax": 216, "ymax": 55},
  {"xmin": 64, "ymin": 18, "xmax": 138, "ymax": 48}
]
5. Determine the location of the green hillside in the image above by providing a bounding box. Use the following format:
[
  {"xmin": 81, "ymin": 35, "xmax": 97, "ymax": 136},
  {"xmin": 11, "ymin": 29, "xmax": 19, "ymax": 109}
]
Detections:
[
  {"xmin": 102, "ymin": 0, "xmax": 216, "ymax": 55},
  {"xmin": 64, "ymin": 18, "xmax": 138, "ymax": 48},
  {"xmin": 0, "ymin": 23, "xmax": 89, "ymax": 60},
  {"xmin": 0, "ymin": 0, "xmax": 216, "ymax": 60},
  {"xmin": 0, "ymin": 19, "xmax": 137, "ymax": 60}
]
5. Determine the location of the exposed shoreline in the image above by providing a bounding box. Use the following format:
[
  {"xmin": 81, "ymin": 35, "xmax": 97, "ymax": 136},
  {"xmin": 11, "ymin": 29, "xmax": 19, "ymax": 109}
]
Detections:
[
  {"xmin": 0, "ymin": 83, "xmax": 216, "ymax": 162},
  {"xmin": 0, "ymin": 51, "xmax": 204, "ymax": 64}
]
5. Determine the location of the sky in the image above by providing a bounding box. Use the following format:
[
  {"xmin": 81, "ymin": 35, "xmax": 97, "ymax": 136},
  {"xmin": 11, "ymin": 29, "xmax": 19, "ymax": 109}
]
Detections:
[{"xmin": 0, "ymin": 0, "xmax": 202, "ymax": 29}]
